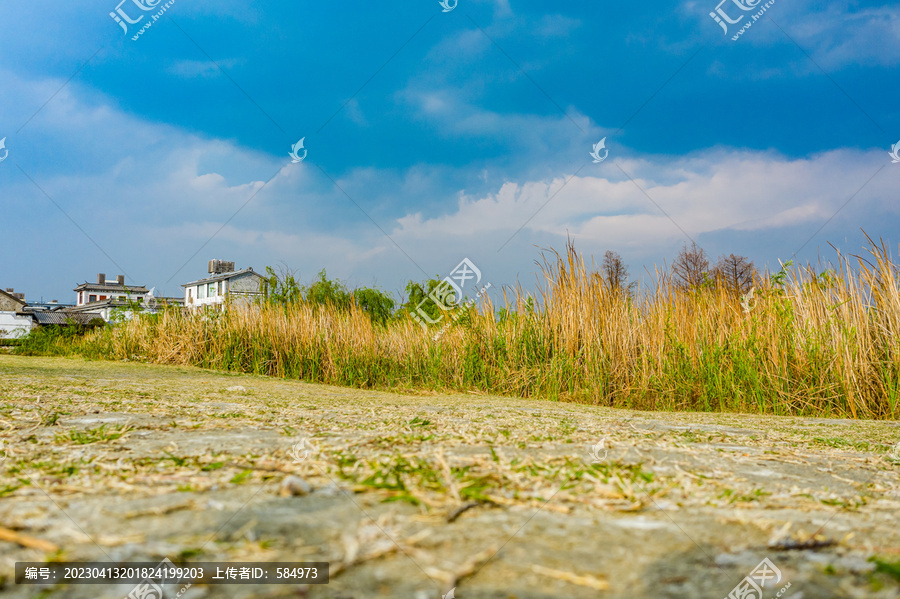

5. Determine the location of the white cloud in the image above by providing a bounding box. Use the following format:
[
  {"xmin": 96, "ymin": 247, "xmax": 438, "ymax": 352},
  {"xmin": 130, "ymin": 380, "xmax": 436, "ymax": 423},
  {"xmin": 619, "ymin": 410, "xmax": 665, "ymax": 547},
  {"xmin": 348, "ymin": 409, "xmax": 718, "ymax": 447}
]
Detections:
[
  {"xmin": 3, "ymin": 61, "xmax": 896, "ymax": 303},
  {"xmin": 781, "ymin": 5, "xmax": 900, "ymax": 69},
  {"xmin": 388, "ymin": 148, "xmax": 896, "ymax": 253}
]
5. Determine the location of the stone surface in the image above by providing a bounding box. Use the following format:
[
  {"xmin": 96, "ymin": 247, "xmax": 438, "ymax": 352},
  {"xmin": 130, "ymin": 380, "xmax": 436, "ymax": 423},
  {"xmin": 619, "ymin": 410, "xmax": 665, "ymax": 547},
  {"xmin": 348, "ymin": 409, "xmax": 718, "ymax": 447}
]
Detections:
[{"xmin": 0, "ymin": 355, "xmax": 898, "ymax": 598}]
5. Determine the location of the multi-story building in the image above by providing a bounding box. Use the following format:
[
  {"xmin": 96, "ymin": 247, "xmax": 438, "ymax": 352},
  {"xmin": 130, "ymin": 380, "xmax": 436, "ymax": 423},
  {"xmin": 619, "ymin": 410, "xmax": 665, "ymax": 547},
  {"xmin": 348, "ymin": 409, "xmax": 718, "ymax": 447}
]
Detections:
[
  {"xmin": 182, "ymin": 260, "xmax": 265, "ymax": 309},
  {"xmin": 74, "ymin": 274, "xmax": 148, "ymax": 306}
]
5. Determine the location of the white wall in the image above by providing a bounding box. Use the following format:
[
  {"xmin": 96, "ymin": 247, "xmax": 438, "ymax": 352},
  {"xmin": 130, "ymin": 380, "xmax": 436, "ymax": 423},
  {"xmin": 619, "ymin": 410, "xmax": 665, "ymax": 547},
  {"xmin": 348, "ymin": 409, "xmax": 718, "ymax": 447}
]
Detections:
[
  {"xmin": 77, "ymin": 290, "xmax": 139, "ymax": 306},
  {"xmin": 185, "ymin": 274, "xmax": 261, "ymax": 309},
  {"xmin": 0, "ymin": 311, "xmax": 33, "ymax": 339}
]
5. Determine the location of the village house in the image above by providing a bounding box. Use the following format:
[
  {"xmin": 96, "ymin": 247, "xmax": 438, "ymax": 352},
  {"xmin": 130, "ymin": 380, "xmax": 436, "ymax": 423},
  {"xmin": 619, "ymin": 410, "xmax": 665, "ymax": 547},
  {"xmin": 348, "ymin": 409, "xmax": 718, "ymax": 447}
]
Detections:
[
  {"xmin": 74, "ymin": 274, "xmax": 148, "ymax": 306},
  {"xmin": 182, "ymin": 260, "xmax": 265, "ymax": 309},
  {"xmin": 0, "ymin": 288, "xmax": 33, "ymax": 340}
]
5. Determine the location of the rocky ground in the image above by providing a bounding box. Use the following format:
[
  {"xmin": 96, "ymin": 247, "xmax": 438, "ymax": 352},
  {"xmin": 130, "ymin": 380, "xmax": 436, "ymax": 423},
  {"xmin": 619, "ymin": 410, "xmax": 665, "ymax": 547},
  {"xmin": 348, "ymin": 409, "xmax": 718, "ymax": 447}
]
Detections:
[{"xmin": 0, "ymin": 354, "xmax": 899, "ymax": 598}]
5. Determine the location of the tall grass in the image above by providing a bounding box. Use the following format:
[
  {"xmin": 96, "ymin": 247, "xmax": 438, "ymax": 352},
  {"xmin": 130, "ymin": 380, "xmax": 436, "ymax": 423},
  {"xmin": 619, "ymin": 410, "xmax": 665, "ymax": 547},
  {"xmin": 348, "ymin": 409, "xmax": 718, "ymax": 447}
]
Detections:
[{"xmin": 31, "ymin": 239, "xmax": 900, "ymax": 419}]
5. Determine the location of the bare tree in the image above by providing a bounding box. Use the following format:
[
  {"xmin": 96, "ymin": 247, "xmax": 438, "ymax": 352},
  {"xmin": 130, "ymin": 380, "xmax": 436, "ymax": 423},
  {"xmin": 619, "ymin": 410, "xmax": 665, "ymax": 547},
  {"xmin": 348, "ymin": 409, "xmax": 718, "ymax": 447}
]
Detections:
[
  {"xmin": 601, "ymin": 250, "xmax": 630, "ymax": 292},
  {"xmin": 714, "ymin": 253, "xmax": 756, "ymax": 295},
  {"xmin": 672, "ymin": 241, "xmax": 710, "ymax": 291}
]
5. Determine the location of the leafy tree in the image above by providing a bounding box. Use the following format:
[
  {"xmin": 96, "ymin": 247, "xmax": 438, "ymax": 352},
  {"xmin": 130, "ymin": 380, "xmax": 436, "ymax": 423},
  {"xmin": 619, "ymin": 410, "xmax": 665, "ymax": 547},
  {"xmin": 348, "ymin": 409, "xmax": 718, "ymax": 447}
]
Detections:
[
  {"xmin": 262, "ymin": 267, "xmax": 396, "ymax": 326},
  {"xmin": 352, "ymin": 287, "xmax": 395, "ymax": 326},
  {"xmin": 398, "ymin": 278, "xmax": 444, "ymax": 324},
  {"xmin": 262, "ymin": 266, "xmax": 302, "ymax": 305},
  {"xmin": 304, "ymin": 269, "xmax": 352, "ymax": 309}
]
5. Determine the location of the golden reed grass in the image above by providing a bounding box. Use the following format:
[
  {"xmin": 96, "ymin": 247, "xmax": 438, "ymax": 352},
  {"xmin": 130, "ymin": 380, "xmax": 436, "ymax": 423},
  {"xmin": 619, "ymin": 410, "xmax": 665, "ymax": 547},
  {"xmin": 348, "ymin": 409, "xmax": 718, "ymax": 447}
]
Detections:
[{"xmin": 63, "ymin": 239, "xmax": 899, "ymax": 419}]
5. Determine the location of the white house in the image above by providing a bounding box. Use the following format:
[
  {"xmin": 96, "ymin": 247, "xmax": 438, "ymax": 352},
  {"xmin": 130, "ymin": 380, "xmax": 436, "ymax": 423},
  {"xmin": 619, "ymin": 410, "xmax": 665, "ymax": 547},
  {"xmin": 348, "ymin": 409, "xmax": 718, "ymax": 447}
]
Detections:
[
  {"xmin": 67, "ymin": 287, "xmax": 183, "ymax": 323},
  {"xmin": 0, "ymin": 288, "xmax": 32, "ymax": 340},
  {"xmin": 74, "ymin": 274, "xmax": 148, "ymax": 306},
  {"xmin": 182, "ymin": 260, "xmax": 265, "ymax": 309}
]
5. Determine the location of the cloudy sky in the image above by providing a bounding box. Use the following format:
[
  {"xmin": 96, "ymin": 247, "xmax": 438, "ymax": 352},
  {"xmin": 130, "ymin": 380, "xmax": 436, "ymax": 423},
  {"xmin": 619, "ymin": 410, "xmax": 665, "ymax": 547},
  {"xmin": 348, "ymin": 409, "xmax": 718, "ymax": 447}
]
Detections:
[{"xmin": 1, "ymin": 0, "xmax": 898, "ymax": 303}]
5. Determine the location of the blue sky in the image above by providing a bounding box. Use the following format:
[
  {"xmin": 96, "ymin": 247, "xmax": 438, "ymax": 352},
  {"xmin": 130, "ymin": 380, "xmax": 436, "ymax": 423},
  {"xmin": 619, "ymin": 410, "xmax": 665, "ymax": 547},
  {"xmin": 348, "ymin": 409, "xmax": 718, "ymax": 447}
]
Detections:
[{"xmin": 1, "ymin": 0, "xmax": 898, "ymax": 303}]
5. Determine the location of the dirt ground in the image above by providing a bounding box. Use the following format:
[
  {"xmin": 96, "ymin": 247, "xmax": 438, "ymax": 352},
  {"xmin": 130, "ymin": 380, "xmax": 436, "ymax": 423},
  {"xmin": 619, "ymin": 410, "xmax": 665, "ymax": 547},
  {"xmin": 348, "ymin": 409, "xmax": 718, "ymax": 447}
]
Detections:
[{"xmin": 1, "ymin": 355, "xmax": 899, "ymax": 599}]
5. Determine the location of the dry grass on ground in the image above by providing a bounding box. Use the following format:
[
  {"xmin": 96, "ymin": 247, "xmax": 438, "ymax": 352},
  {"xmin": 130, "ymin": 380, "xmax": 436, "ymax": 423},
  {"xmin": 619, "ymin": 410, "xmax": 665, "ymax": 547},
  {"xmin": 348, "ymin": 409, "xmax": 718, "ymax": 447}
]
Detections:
[{"xmin": 1, "ymin": 356, "xmax": 899, "ymax": 597}]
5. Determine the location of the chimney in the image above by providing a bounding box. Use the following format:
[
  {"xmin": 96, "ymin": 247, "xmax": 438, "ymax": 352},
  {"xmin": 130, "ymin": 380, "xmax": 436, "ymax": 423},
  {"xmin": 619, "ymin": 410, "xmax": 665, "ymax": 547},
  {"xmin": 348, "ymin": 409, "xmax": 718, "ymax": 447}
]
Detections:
[
  {"xmin": 98, "ymin": 273, "xmax": 106, "ymax": 284},
  {"xmin": 116, "ymin": 275, "xmax": 125, "ymax": 285}
]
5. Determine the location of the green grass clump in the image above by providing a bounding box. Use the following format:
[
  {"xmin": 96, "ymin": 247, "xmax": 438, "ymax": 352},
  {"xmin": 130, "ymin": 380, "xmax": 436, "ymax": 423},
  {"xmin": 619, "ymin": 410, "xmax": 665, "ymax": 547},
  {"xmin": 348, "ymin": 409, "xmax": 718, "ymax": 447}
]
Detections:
[{"xmin": 55, "ymin": 424, "xmax": 132, "ymax": 445}]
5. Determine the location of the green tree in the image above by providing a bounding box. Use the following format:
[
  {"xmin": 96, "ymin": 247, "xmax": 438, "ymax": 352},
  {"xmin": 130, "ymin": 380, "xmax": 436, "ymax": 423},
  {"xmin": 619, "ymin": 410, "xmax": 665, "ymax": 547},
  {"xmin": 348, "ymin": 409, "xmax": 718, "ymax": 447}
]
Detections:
[
  {"xmin": 353, "ymin": 287, "xmax": 395, "ymax": 326},
  {"xmin": 262, "ymin": 266, "xmax": 397, "ymax": 325},
  {"xmin": 398, "ymin": 277, "xmax": 445, "ymax": 327},
  {"xmin": 304, "ymin": 269, "xmax": 352, "ymax": 309},
  {"xmin": 262, "ymin": 266, "xmax": 303, "ymax": 305}
]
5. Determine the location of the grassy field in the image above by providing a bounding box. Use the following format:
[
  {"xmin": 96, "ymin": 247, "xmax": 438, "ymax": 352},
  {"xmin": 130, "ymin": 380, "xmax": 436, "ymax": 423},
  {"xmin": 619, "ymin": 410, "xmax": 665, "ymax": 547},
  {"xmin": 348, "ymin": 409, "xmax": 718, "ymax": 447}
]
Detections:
[{"xmin": 15, "ymin": 240, "xmax": 900, "ymax": 420}]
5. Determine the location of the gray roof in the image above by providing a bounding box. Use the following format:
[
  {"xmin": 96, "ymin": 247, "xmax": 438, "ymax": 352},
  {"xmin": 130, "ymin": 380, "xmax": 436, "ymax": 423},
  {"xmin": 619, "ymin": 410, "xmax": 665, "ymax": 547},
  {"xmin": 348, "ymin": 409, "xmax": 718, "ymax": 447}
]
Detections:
[
  {"xmin": 68, "ymin": 299, "xmax": 127, "ymax": 311},
  {"xmin": 181, "ymin": 267, "xmax": 263, "ymax": 288},
  {"xmin": 31, "ymin": 311, "xmax": 103, "ymax": 326},
  {"xmin": 67, "ymin": 297, "xmax": 185, "ymax": 312},
  {"xmin": 73, "ymin": 282, "xmax": 149, "ymax": 293}
]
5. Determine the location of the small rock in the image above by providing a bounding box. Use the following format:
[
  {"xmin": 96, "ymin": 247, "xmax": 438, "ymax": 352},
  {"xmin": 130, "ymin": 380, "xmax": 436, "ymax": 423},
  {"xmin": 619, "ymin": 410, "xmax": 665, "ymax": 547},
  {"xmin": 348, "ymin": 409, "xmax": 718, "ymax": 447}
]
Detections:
[
  {"xmin": 316, "ymin": 482, "xmax": 347, "ymax": 498},
  {"xmin": 227, "ymin": 385, "xmax": 246, "ymax": 392},
  {"xmin": 280, "ymin": 475, "xmax": 312, "ymax": 497}
]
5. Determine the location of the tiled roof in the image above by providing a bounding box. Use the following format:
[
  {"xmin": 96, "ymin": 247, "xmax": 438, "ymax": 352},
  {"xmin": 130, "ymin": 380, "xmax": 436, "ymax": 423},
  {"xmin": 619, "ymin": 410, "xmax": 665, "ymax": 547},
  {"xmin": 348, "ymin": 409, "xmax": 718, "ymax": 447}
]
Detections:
[
  {"xmin": 73, "ymin": 282, "xmax": 149, "ymax": 293},
  {"xmin": 31, "ymin": 311, "xmax": 103, "ymax": 326}
]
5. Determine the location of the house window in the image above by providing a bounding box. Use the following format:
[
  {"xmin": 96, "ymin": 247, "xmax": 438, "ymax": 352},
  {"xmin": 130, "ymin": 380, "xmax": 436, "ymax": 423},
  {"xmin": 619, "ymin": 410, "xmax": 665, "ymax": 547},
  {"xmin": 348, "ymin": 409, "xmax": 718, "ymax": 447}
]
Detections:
[
  {"xmin": 89, "ymin": 294, "xmax": 97, "ymax": 302},
  {"xmin": 219, "ymin": 281, "xmax": 225, "ymax": 294},
  {"xmin": 209, "ymin": 282, "xmax": 217, "ymax": 297},
  {"xmin": 187, "ymin": 289, "xmax": 193, "ymax": 304},
  {"xmin": 78, "ymin": 292, "xmax": 83, "ymax": 304},
  {"xmin": 99, "ymin": 295, "xmax": 107, "ymax": 301},
  {"xmin": 199, "ymin": 285, "xmax": 206, "ymax": 299}
]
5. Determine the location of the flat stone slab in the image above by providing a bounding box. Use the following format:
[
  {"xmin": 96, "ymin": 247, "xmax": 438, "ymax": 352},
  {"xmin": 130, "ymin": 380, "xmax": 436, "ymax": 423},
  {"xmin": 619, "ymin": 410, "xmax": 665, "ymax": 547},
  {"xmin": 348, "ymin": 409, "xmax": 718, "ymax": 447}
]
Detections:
[{"xmin": 0, "ymin": 355, "xmax": 899, "ymax": 598}]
